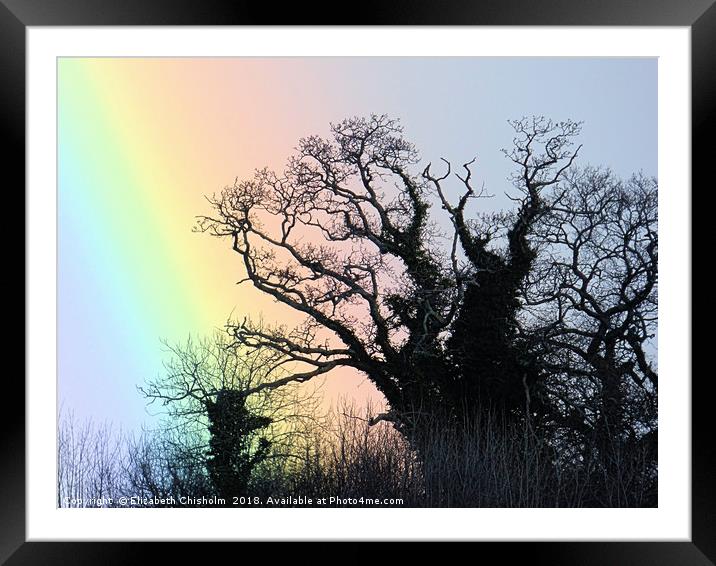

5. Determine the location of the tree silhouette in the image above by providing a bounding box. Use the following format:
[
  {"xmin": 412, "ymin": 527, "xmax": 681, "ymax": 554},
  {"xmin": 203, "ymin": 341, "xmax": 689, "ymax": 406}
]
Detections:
[
  {"xmin": 138, "ymin": 333, "xmax": 319, "ymax": 500},
  {"xmin": 196, "ymin": 114, "xmax": 657, "ymax": 473},
  {"xmin": 525, "ymin": 167, "xmax": 658, "ymax": 494}
]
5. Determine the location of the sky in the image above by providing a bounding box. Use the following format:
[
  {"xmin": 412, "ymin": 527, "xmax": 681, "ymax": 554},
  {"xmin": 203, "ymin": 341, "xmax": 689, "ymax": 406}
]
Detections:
[{"xmin": 58, "ymin": 57, "xmax": 657, "ymax": 431}]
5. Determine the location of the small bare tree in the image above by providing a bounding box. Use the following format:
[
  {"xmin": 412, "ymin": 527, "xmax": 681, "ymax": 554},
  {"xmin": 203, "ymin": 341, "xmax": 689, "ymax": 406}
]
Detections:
[{"xmin": 138, "ymin": 331, "xmax": 320, "ymax": 499}]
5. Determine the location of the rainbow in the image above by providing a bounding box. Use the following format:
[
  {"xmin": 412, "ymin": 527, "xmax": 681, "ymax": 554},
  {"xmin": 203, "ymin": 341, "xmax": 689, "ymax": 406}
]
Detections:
[{"xmin": 58, "ymin": 58, "xmax": 381, "ymax": 425}]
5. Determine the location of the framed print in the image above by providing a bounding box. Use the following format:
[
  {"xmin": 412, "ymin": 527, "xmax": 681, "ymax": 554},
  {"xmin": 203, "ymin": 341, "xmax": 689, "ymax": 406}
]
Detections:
[{"xmin": 6, "ymin": 0, "xmax": 708, "ymax": 562}]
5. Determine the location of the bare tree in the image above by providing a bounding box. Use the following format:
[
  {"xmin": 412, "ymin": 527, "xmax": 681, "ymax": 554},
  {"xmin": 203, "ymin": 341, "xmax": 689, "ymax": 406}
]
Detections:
[
  {"xmin": 138, "ymin": 331, "xmax": 320, "ymax": 499},
  {"xmin": 523, "ymin": 167, "xmax": 658, "ymax": 498},
  {"xmin": 196, "ymin": 115, "xmax": 584, "ymax": 437}
]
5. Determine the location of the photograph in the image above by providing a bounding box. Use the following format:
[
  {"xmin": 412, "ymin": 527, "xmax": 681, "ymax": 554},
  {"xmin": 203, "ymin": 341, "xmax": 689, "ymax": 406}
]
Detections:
[
  {"xmin": 7, "ymin": 10, "xmax": 703, "ymax": 558},
  {"xmin": 56, "ymin": 56, "xmax": 659, "ymax": 509}
]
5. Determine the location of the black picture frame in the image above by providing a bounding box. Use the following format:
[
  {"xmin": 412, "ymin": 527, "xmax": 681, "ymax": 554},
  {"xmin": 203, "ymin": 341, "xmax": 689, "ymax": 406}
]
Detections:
[{"xmin": 5, "ymin": 1, "xmax": 707, "ymax": 562}]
